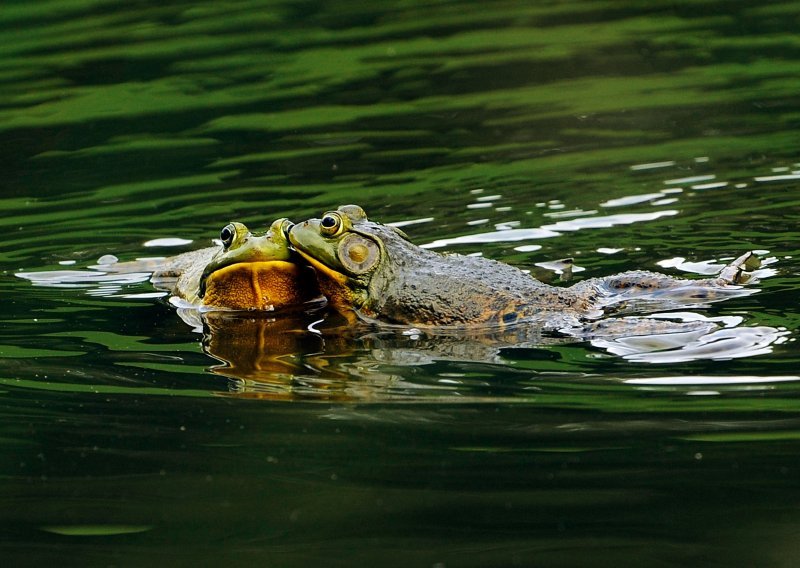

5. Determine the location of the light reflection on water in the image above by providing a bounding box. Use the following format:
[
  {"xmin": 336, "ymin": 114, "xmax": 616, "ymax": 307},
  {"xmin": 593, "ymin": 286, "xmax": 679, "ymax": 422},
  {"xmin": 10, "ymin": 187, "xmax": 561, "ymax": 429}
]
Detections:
[
  {"xmin": 422, "ymin": 209, "xmax": 680, "ymax": 249},
  {"xmin": 592, "ymin": 321, "xmax": 789, "ymax": 363},
  {"xmin": 626, "ymin": 375, "xmax": 800, "ymax": 386},
  {"xmin": 17, "ymin": 268, "xmax": 153, "ymax": 290}
]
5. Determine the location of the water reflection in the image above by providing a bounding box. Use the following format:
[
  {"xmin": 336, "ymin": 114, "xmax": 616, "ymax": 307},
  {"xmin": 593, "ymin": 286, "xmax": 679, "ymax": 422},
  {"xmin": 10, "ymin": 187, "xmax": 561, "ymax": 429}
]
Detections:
[
  {"xmin": 591, "ymin": 319, "xmax": 789, "ymax": 363},
  {"xmin": 421, "ymin": 210, "xmax": 678, "ymax": 249},
  {"xmin": 197, "ymin": 311, "xmax": 558, "ymax": 401},
  {"xmin": 16, "ymin": 266, "xmax": 154, "ymax": 294},
  {"xmin": 14, "ymin": 228, "xmax": 788, "ymax": 401},
  {"xmin": 626, "ymin": 375, "xmax": 800, "ymax": 386},
  {"xmin": 16, "ymin": 263, "xmax": 167, "ymax": 303},
  {"xmin": 190, "ymin": 308, "xmax": 788, "ymax": 401}
]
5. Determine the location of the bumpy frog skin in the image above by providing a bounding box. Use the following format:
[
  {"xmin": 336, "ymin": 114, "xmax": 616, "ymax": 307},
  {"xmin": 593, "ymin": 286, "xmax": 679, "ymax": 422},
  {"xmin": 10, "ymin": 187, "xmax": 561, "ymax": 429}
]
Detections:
[
  {"xmin": 153, "ymin": 218, "xmax": 321, "ymax": 311},
  {"xmin": 289, "ymin": 204, "xmax": 760, "ymax": 328}
]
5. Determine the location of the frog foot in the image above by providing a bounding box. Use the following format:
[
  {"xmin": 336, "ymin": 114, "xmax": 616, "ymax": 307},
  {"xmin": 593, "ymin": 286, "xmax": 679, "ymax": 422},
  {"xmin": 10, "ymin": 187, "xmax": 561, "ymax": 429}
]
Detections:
[{"xmin": 718, "ymin": 252, "xmax": 761, "ymax": 284}]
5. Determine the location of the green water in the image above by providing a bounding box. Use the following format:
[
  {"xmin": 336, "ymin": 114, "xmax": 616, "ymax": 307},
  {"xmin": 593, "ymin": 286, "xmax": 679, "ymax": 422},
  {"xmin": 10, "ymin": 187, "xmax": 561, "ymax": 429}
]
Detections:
[{"xmin": 3, "ymin": 1, "xmax": 800, "ymax": 565}]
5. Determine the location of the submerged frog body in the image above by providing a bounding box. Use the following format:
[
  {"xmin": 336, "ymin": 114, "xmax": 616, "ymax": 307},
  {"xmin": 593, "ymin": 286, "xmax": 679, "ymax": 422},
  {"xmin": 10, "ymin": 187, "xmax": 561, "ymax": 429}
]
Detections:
[
  {"xmin": 289, "ymin": 204, "xmax": 760, "ymax": 329},
  {"xmin": 116, "ymin": 218, "xmax": 322, "ymax": 311}
]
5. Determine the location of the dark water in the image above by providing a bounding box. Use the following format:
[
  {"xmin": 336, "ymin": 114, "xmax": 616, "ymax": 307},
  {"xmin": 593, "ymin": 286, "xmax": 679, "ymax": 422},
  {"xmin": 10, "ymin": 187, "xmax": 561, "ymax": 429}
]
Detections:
[{"xmin": 3, "ymin": 1, "xmax": 800, "ymax": 565}]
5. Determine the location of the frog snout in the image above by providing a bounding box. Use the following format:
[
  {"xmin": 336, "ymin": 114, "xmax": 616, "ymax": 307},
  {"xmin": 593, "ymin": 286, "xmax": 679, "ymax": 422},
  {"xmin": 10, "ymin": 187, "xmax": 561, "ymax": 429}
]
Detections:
[{"xmin": 287, "ymin": 221, "xmax": 306, "ymax": 244}]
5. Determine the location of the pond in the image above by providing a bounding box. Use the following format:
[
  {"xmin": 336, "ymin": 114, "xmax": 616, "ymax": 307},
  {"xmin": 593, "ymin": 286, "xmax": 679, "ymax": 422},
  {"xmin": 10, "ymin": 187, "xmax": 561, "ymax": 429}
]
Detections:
[{"xmin": 3, "ymin": 1, "xmax": 800, "ymax": 565}]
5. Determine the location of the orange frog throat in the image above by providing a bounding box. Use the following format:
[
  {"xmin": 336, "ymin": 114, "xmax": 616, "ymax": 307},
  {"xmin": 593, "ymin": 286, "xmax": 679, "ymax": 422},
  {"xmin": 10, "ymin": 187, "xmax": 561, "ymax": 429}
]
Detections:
[
  {"xmin": 292, "ymin": 249, "xmax": 358, "ymax": 310},
  {"xmin": 202, "ymin": 261, "xmax": 317, "ymax": 310}
]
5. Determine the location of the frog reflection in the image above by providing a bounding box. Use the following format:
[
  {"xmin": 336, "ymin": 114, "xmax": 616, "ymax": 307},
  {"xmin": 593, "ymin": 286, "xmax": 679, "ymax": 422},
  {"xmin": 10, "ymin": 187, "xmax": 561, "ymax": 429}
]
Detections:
[
  {"xmin": 197, "ymin": 307, "xmax": 787, "ymax": 401},
  {"xmin": 201, "ymin": 310, "xmax": 406, "ymax": 401}
]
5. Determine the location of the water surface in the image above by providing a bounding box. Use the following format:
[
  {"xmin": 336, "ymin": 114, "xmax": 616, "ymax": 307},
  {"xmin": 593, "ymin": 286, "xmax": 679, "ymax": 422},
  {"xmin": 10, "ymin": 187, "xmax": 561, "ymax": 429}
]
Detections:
[{"xmin": 3, "ymin": 1, "xmax": 800, "ymax": 565}]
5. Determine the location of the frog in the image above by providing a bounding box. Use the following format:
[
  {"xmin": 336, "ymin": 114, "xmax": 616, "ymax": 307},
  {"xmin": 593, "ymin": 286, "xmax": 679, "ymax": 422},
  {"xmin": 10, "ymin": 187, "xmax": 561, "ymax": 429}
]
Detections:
[
  {"xmin": 287, "ymin": 204, "xmax": 761, "ymax": 329},
  {"xmin": 113, "ymin": 218, "xmax": 323, "ymax": 311}
]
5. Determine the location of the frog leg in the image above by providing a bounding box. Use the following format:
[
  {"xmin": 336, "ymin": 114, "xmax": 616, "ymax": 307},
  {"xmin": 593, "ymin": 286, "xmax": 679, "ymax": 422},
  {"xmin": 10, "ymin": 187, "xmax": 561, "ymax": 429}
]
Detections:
[
  {"xmin": 568, "ymin": 252, "xmax": 760, "ymax": 312},
  {"xmin": 594, "ymin": 251, "xmax": 760, "ymax": 293},
  {"xmin": 716, "ymin": 251, "xmax": 761, "ymax": 284}
]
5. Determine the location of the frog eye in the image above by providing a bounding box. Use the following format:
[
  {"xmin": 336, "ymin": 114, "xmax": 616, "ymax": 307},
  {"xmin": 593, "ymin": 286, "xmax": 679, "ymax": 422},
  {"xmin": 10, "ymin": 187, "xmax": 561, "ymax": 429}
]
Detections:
[
  {"xmin": 320, "ymin": 213, "xmax": 343, "ymax": 236},
  {"xmin": 337, "ymin": 233, "xmax": 380, "ymax": 274},
  {"xmin": 220, "ymin": 223, "xmax": 236, "ymax": 248}
]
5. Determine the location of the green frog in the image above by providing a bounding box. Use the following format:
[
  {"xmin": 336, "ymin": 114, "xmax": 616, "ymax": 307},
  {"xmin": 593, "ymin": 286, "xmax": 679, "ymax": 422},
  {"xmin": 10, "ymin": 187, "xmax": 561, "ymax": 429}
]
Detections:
[
  {"xmin": 115, "ymin": 218, "xmax": 322, "ymax": 311},
  {"xmin": 288, "ymin": 204, "xmax": 760, "ymax": 328}
]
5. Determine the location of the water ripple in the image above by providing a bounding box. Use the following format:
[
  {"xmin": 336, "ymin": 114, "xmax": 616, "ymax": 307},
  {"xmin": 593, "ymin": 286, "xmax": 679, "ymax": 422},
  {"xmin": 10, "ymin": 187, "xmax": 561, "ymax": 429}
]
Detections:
[
  {"xmin": 593, "ymin": 323, "xmax": 789, "ymax": 364},
  {"xmin": 422, "ymin": 210, "xmax": 678, "ymax": 249},
  {"xmin": 626, "ymin": 376, "xmax": 800, "ymax": 386}
]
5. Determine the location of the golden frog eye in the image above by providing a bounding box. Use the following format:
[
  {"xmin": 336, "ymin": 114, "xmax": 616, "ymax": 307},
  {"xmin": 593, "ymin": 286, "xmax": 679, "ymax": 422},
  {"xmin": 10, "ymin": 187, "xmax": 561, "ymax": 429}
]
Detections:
[
  {"xmin": 320, "ymin": 213, "xmax": 342, "ymax": 236},
  {"xmin": 220, "ymin": 223, "xmax": 236, "ymax": 248}
]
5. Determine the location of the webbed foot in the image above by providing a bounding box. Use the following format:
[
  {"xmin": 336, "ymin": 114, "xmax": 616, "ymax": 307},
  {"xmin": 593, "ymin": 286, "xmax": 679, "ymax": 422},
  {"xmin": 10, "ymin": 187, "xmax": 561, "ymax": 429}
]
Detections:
[{"xmin": 718, "ymin": 251, "xmax": 761, "ymax": 284}]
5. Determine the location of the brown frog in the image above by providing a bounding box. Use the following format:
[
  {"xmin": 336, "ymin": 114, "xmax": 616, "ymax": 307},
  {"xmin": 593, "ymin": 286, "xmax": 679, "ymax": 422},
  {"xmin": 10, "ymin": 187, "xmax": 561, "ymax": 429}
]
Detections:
[{"xmin": 288, "ymin": 204, "xmax": 760, "ymax": 328}]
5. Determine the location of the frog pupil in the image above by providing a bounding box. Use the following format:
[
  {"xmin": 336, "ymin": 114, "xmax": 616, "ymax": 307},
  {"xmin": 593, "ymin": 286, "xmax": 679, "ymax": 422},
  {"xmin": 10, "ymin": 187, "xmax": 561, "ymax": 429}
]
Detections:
[
  {"xmin": 321, "ymin": 216, "xmax": 337, "ymax": 228},
  {"xmin": 220, "ymin": 226, "xmax": 233, "ymax": 246}
]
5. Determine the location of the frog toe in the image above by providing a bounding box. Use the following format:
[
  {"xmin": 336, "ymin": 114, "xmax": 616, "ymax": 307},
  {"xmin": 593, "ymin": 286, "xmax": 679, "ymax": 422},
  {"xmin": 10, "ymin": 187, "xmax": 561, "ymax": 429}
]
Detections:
[{"xmin": 718, "ymin": 251, "xmax": 761, "ymax": 284}]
